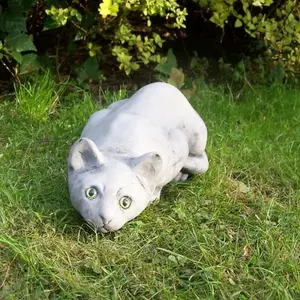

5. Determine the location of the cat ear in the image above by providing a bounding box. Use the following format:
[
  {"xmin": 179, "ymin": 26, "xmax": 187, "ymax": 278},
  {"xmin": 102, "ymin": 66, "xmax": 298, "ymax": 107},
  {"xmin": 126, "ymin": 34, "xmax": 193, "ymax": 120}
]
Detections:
[
  {"xmin": 129, "ymin": 152, "xmax": 162, "ymax": 190},
  {"xmin": 68, "ymin": 137, "xmax": 104, "ymax": 172}
]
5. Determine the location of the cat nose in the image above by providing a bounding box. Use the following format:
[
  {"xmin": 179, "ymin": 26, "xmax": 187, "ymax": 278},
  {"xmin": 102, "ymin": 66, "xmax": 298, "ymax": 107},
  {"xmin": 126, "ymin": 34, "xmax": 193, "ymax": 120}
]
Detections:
[{"xmin": 98, "ymin": 214, "xmax": 112, "ymax": 225}]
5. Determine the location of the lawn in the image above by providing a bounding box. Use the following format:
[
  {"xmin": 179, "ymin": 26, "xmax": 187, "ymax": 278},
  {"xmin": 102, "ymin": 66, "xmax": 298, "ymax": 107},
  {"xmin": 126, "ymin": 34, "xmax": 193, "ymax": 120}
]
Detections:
[{"xmin": 0, "ymin": 75, "xmax": 300, "ymax": 299}]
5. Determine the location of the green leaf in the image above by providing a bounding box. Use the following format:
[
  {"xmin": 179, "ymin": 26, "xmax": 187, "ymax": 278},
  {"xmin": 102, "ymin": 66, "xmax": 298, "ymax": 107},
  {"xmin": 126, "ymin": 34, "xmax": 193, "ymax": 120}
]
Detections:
[
  {"xmin": 235, "ymin": 19, "xmax": 243, "ymax": 28},
  {"xmin": 233, "ymin": 70, "xmax": 241, "ymax": 82},
  {"xmin": 11, "ymin": 51, "xmax": 23, "ymax": 63},
  {"xmin": 154, "ymin": 49, "xmax": 177, "ymax": 75},
  {"xmin": 8, "ymin": 0, "xmax": 37, "ymax": 11},
  {"xmin": 5, "ymin": 33, "xmax": 37, "ymax": 52},
  {"xmin": 190, "ymin": 56, "xmax": 198, "ymax": 69},
  {"xmin": 76, "ymin": 56, "xmax": 103, "ymax": 83},
  {"xmin": 153, "ymin": 33, "xmax": 163, "ymax": 47},
  {"xmin": 252, "ymin": 0, "xmax": 263, "ymax": 7},
  {"xmin": 0, "ymin": 12, "xmax": 26, "ymax": 33},
  {"xmin": 167, "ymin": 49, "xmax": 178, "ymax": 68},
  {"xmin": 89, "ymin": 50, "xmax": 96, "ymax": 57},
  {"xmin": 19, "ymin": 53, "xmax": 40, "ymax": 74},
  {"xmin": 99, "ymin": 0, "xmax": 119, "ymax": 18},
  {"xmin": 43, "ymin": 17, "xmax": 63, "ymax": 31}
]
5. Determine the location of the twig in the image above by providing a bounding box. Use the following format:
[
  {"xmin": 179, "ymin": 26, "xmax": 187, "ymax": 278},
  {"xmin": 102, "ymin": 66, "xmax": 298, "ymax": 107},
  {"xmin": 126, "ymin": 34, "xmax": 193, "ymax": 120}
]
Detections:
[
  {"xmin": 1, "ymin": 60, "xmax": 20, "ymax": 84},
  {"xmin": 220, "ymin": 27, "xmax": 225, "ymax": 43},
  {"xmin": 243, "ymin": 76, "xmax": 255, "ymax": 91},
  {"xmin": 70, "ymin": 20, "xmax": 88, "ymax": 37}
]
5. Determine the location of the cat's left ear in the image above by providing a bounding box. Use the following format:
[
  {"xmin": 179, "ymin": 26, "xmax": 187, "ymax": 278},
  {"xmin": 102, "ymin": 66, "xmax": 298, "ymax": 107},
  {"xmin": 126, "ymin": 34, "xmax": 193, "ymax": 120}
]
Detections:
[
  {"xmin": 129, "ymin": 152, "xmax": 162, "ymax": 192},
  {"xmin": 68, "ymin": 137, "xmax": 104, "ymax": 172}
]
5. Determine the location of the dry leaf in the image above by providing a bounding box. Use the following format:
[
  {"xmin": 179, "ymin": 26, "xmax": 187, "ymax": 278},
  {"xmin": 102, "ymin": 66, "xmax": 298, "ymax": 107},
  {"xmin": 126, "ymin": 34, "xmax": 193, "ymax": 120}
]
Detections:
[
  {"xmin": 242, "ymin": 245, "xmax": 251, "ymax": 259},
  {"xmin": 230, "ymin": 179, "xmax": 251, "ymax": 194},
  {"xmin": 167, "ymin": 67, "xmax": 185, "ymax": 88},
  {"xmin": 182, "ymin": 81, "xmax": 197, "ymax": 100}
]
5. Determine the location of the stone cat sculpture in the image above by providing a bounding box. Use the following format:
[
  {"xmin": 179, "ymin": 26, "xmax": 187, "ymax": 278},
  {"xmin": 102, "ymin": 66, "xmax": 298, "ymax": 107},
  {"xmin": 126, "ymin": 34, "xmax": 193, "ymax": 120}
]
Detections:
[{"xmin": 68, "ymin": 82, "xmax": 208, "ymax": 232}]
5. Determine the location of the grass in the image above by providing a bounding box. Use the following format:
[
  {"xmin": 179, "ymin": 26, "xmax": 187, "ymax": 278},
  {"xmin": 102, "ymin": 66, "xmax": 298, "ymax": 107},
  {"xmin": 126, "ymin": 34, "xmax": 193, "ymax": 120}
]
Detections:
[
  {"xmin": 14, "ymin": 71, "xmax": 66, "ymax": 122},
  {"xmin": 0, "ymin": 74, "xmax": 300, "ymax": 299}
]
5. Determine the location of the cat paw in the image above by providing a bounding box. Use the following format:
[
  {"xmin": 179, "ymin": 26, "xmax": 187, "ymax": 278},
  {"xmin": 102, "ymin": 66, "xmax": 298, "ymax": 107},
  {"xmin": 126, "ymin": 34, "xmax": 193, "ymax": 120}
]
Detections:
[{"xmin": 173, "ymin": 172, "xmax": 189, "ymax": 182}]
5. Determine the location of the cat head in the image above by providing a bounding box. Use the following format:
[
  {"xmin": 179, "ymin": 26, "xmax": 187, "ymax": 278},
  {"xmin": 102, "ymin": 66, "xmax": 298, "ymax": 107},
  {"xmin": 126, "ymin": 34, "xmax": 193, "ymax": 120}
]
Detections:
[{"xmin": 67, "ymin": 137, "xmax": 162, "ymax": 232}]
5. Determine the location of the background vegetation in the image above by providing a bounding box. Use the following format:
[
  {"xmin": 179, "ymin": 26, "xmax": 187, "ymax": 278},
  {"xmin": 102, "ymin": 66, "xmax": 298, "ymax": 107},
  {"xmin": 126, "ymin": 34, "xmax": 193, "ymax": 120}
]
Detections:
[{"xmin": 0, "ymin": 0, "xmax": 299, "ymax": 89}]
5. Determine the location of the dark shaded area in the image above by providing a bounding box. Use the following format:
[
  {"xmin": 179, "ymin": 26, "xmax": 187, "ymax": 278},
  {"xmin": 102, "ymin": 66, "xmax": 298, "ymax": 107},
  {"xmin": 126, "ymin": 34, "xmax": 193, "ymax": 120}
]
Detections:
[
  {"xmin": 170, "ymin": 1, "xmax": 264, "ymax": 70},
  {"xmin": 0, "ymin": 0, "xmax": 281, "ymax": 95}
]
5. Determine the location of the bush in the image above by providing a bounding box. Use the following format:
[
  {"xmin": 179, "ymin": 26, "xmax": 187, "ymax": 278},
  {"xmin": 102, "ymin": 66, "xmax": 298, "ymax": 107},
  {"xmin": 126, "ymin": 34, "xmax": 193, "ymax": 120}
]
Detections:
[
  {"xmin": 0, "ymin": 0, "xmax": 299, "ymax": 82},
  {"xmin": 0, "ymin": 0, "xmax": 187, "ymax": 79},
  {"xmin": 196, "ymin": 0, "xmax": 300, "ymax": 80}
]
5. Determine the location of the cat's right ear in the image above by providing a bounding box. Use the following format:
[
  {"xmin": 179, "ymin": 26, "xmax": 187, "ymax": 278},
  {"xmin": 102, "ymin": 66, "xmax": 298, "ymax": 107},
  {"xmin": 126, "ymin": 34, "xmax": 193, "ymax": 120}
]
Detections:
[{"xmin": 68, "ymin": 137, "xmax": 104, "ymax": 172}]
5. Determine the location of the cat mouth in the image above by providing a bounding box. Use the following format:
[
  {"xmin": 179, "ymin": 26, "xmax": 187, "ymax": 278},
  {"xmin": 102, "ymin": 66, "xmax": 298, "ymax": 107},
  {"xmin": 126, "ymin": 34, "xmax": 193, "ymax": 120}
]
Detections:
[
  {"xmin": 86, "ymin": 218, "xmax": 109, "ymax": 233},
  {"xmin": 86, "ymin": 216, "xmax": 120, "ymax": 233}
]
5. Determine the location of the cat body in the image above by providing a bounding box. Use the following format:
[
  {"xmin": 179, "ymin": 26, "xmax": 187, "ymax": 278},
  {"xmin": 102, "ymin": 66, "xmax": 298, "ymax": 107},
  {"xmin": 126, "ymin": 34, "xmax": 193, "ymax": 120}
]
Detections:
[{"xmin": 68, "ymin": 82, "xmax": 208, "ymax": 232}]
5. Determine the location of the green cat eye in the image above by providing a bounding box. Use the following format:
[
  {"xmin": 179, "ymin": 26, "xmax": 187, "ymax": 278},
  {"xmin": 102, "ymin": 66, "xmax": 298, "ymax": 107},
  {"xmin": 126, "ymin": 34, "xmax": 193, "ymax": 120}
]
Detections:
[
  {"xmin": 119, "ymin": 196, "xmax": 132, "ymax": 209},
  {"xmin": 85, "ymin": 187, "xmax": 98, "ymax": 200}
]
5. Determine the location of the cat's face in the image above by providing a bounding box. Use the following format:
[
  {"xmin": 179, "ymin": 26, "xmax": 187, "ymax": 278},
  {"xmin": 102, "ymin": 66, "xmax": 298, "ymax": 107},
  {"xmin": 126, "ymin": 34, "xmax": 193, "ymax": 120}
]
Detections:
[
  {"xmin": 68, "ymin": 159, "xmax": 151, "ymax": 232},
  {"xmin": 67, "ymin": 138, "xmax": 162, "ymax": 232}
]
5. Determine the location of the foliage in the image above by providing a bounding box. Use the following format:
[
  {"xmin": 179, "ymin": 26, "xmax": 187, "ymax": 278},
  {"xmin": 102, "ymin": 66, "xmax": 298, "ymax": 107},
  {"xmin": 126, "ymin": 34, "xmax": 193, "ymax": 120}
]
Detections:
[
  {"xmin": 155, "ymin": 48, "xmax": 291, "ymax": 97},
  {"xmin": 1, "ymin": 78, "xmax": 300, "ymax": 298},
  {"xmin": 75, "ymin": 56, "xmax": 106, "ymax": 88},
  {"xmin": 0, "ymin": 0, "xmax": 187, "ymax": 80},
  {"xmin": 196, "ymin": 0, "xmax": 300, "ymax": 80},
  {"xmin": 45, "ymin": 6, "xmax": 82, "ymax": 26},
  {"xmin": 216, "ymin": 56, "xmax": 291, "ymax": 86},
  {"xmin": 95, "ymin": 0, "xmax": 187, "ymax": 74},
  {"xmin": 0, "ymin": 0, "xmax": 299, "ymax": 81},
  {"xmin": 155, "ymin": 49, "xmax": 199, "ymax": 98},
  {"xmin": 0, "ymin": 0, "xmax": 40, "ymax": 78}
]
